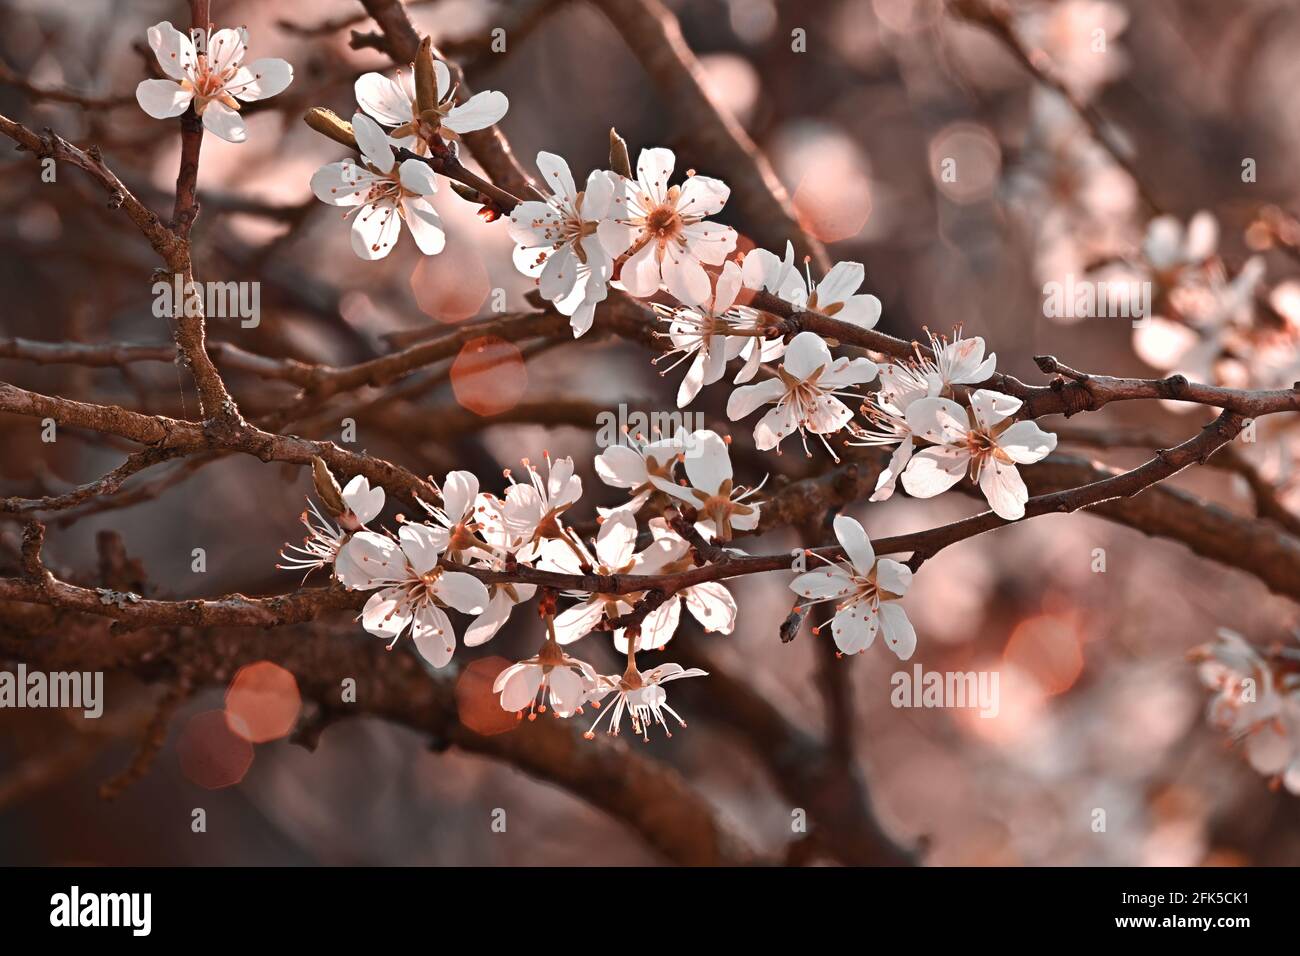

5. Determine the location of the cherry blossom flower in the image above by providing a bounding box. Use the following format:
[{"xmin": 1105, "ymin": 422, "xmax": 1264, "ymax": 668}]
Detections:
[
  {"xmin": 759, "ymin": 255, "xmax": 883, "ymax": 330},
  {"xmin": 415, "ymin": 470, "xmax": 493, "ymax": 561},
  {"xmin": 1192, "ymin": 629, "xmax": 1300, "ymax": 793},
  {"xmin": 354, "ymin": 62, "xmax": 507, "ymax": 153},
  {"xmin": 136, "ymin": 22, "xmax": 293, "ymax": 143},
  {"xmin": 582, "ymin": 662, "xmax": 709, "ymax": 741},
  {"xmin": 849, "ymin": 330, "xmax": 996, "ymax": 500},
  {"xmin": 598, "ymin": 148, "xmax": 737, "ymax": 306},
  {"xmin": 1193, "ymin": 629, "xmax": 1282, "ymax": 738},
  {"xmin": 727, "ymin": 331, "xmax": 878, "ymax": 458},
  {"xmin": 493, "ymin": 641, "xmax": 602, "ymax": 719},
  {"xmin": 1132, "ymin": 256, "xmax": 1266, "ymax": 387},
  {"xmin": 509, "ymin": 153, "xmax": 615, "ymax": 337},
  {"xmin": 654, "ymin": 260, "xmax": 782, "ymax": 406},
  {"xmin": 334, "ymin": 524, "xmax": 490, "ymax": 667},
  {"xmin": 277, "ymin": 475, "xmax": 386, "ymax": 577},
  {"xmin": 902, "ymin": 390, "xmax": 1058, "ymax": 520},
  {"xmin": 649, "ymin": 429, "xmax": 762, "ymax": 542},
  {"xmin": 790, "ymin": 516, "xmax": 915, "ymax": 658},
  {"xmin": 594, "ymin": 431, "xmax": 683, "ymax": 514},
  {"xmin": 913, "ymin": 328, "xmax": 997, "ymax": 395},
  {"xmin": 310, "ymin": 113, "xmax": 444, "ymax": 260},
  {"xmin": 543, "ymin": 509, "xmax": 677, "ymax": 645},
  {"xmin": 501, "ymin": 453, "xmax": 584, "ymax": 562},
  {"xmin": 611, "ymin": 518, "xmax": 737, "ymax": 651}
]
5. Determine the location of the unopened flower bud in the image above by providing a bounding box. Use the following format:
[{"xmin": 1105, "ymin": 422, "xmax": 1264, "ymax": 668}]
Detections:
[
  {"xmin": 311, "ymin": 456, "xmax": 347, "ymax": 516},
  {"xmin": 415, "ymin": 36, "xmax": 439, "ymax": 114},
  {"xmin": 304, "ymin": 108, "xmax": 357, "ymax": 149},
  {"xmin": 609, "ymin": 127, "xmax": 632, "ymax": 179}
]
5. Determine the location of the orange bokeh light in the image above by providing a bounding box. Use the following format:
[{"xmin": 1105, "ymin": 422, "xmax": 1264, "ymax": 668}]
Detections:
[
  {"xmin": 224, "ymin": 661, "xmax": 302, "ymax": 743},
  {"xmin": 1003, "ymin": 614, "xmax": 1085, "ymax": 696},
  {"xmin": 178, "ymin": 709, "xmax": 254, "ymax": 790},
  {"xmin": 450, "ymin": 336, "xmax": 527, "ymax": 416},
  {"xmin": 410, "ymin": 243, "xmax": 491, "ymax": 323},
  {"xmin": 792, "ymin": 170, "xmax": 872, "ymax": 244},
  {"xmin": 456, "ymin": 656, "xmax": 519, "ymax": 736}
]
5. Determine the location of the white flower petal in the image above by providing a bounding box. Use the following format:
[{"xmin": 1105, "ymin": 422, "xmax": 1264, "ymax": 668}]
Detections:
[
  {"xmin": 900, "ymin": 446, "xmax": 969, "ymax": 498},
  {"xmin": 402, "ymin": 196, "xmax": 446, "ymax": 256},
  {"xmin": 465, "ymin": 589, "xmax": 515, "ymax": 647},
  {"xmin": 231, "ymin": 57, "xmax": 293, "ymax": 102},
  {"xmin": 636, "ymin": 147, "xmax": 676, "ymax": 204},
  {"xmin": 684, "ymin": 582, "xmax": 737, "ymax": 633},
  {"xmin": 199, "ymin": 100, "xmax": 246, "ymax": 143},
  {"xmin": 878, "ymin": 602, "xmax": 916, "ymax": 660},
  {"xmin": 832, "ymin": 514, "xmax": 874, "ymax": 572},
  {"xmin": 553, "ymin": 598, "xmax": 606, "ymax": 644},
  {"xmin": 979, "ymin": 457, "xmax": 1029, "ymax": 520},
  {"xmin": 350, "ymin": 201, "xmax": 402, "ymax": 260},
  {"xmin": 398, "ymin": 523, "xmax": 444, "ymax": 574},
  {"xmin": 496, "ymin": 663, "xmax": 543, "ymax": 711},
  {"xmin": 832, "ymin": 605, "xmax": 877, "ymax": 655},
  {"xmin": 677, "ymin": 174, "xmax": 730, "ymax": 217},
  {"xmin": 135, "ymin": 79, "xmax": 192, "ymax": 119},
  {"xmin": 535, "ymin": 151, "xmax": 576, "ymax": 202},
  {"xmin": 411, "ymin": 603, "xmax": 456, "ymax": 668},
  {"xmin": 147, "ymin": 21, "xmax": 196, "ymax": 80},
  {"xmin": 443, "ymin": 90, "xmax": 509, "ymax": 133},
  {"xmin": 782, "ymin": 331, "xmax": 833, "ymax": 380},
  {"xmin": 354, "ymin": 71, "xmax": 413, "ymax": 127},
  {"xmin": 361, "ymin": 587, "xmax": 412, "ymax": 641},
  {"xmin": 352, "ymin": 113, "xmax": 395, "ymax": 174},
  {"xmin": 342, "ymin": 475, "xmax": 385, "ymax": 526},
  {"xmin": 815, "ymin": 261, "xmax": 864, "ymax": 306},
  {"xmin": 997, "ymin": 420, "xmax": 1057, "ymax": 464},
  {"xmin": 433, "ymin": 570, "xmax": 490, "ymax": 615}
]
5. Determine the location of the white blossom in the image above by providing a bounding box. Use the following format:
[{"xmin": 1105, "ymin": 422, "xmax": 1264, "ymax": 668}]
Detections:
[
  {"xmin": 598, "ymin": 148, "xmax": 737, "ymax": 306},
  {"xmin": 354, "ymin": 62, "xmax": 507, "ymax": 153},
  {"xmin": 334, "ymin": 525, "xmax": 489, "ymax": 667},
  {"xmin": 500, "ymin": 453, "xmax": 584, "ymax": 562},
  {"xmin": 744, "ymin": 243, "xmax": 881, "ymax": 329},
  {"xmin": 543, "ymin": 509, "xmax": 674, "ymax": 645},
  {"xmin": 654, "ymin": 260, "xmax": 782, "ymax": 406},
  {"xmin": 727, "ymin": 331, "xmax": 878, "ymax": 458},
  {"xmin": 277, "ymin": 476, "xmax": 385, "ymax": 577},
  {"xmin": 594, "ymin": 431, "xmax": 684, "ymax": 515},
  {"xmin": 790, "ymin": 515, "xmax": 916, "ymax": 659},
  {"xmin": 509, "ymin": 153, "xmax": 615, "ymax": 337},
  {"xmin": 902, "ymin": 389, "xmax": 1057, "ymax": 520},
  {"xmin": 494, "ymin": 642, "xmax": 602, "ymax": 719},
  {"xmin": 136, "ymin": 22, "xmax": 293, "ymax": 143},
  {"xmin": 582, "ymin": 663, "xmax": 709, "ymax": 741},
  {"xmin": 310, "ymin": 113, "xmax": 444, "ymax": 260},
  {"xmin": 1193, "ymin": 629, "xmax": 1300, "ymax": 794},
  {"xmin": 611, "ymin": 518, "xmax": 738, "ymax": 652},
  {"xmin": 649, "ymin": 429, "xmax": 762, "ymax": 542}
]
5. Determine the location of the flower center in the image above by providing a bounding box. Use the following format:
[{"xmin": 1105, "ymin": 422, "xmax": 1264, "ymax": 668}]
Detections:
[{"xmin": 645, "ymin": 203, "xmax": 682, "ymax": 243}]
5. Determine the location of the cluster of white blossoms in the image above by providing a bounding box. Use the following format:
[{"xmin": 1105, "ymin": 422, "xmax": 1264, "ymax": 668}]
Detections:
[
  {"xmin": 280, "ymin": 434, "xmax": 764, "ymax": 739},
  {"xmin": 848, "ymin": 331, "xmax": 1056, "ymax": 520},
  {"xmin": 161, "ymin": 25, "xmax": 1066, "ymax": 740},
  {"xmin": 1191, "ymin": 629, "xmax": 1300, "ymax": 794},
  {"xmin": 507, "ymin": 147, "xmax": 739, "ymax": 336}
]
